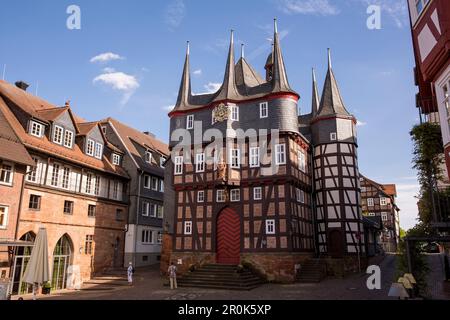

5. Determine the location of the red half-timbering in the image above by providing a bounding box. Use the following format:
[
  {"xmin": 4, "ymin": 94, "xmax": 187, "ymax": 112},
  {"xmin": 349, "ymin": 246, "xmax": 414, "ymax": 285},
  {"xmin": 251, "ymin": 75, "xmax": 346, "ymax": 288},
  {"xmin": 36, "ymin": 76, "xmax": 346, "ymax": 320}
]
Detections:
[{"xmin": 216, "ymin": 207, "xmax": 241, "ymax": 265}]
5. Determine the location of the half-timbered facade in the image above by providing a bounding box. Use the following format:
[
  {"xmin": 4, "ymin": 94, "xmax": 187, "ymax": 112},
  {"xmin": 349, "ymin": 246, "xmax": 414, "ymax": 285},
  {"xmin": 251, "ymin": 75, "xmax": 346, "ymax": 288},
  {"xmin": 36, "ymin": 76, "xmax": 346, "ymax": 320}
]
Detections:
[{"xmin": 163, "ymin": 20, "xmax": 367, "ymax": 282}]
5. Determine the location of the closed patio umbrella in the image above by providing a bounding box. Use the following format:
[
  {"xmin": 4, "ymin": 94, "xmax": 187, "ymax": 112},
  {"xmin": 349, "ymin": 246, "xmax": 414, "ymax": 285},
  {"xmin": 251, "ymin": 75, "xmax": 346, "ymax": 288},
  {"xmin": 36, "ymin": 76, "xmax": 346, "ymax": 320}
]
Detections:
[{"xmin": 22, "ymin": 228, "xmax": 50, "ymax": 299}]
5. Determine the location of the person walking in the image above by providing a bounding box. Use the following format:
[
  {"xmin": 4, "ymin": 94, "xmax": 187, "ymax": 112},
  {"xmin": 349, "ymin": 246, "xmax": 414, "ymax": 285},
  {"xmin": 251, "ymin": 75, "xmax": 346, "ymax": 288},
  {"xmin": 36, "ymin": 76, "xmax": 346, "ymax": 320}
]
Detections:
[
  {"xmin": 127, "ymin": 262, "xmax": 134, "ymax": 286},
  {"xmin": 168, "ymin": 262, "xmax": 177, "ymax": 290}
]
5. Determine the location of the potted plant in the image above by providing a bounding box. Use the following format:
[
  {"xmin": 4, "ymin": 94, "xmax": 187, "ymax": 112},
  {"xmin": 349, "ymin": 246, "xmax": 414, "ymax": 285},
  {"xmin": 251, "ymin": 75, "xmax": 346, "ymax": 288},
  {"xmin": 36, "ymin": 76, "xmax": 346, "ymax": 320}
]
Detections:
[{"xmin": 41, "ymin": 282, "xmax": 51, "ymax": 295}]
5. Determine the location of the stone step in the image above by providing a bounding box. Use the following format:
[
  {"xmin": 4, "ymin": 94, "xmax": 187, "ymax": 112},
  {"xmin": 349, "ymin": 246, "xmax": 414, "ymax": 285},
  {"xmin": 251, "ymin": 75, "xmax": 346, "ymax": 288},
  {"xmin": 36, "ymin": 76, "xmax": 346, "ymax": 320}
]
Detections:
[
  {"xmin": 178, "ymin": 282, "xmax": 260, "ymax": 291},
  {"xmin": 84, "ymin": 279, "xmax": 129, "ymax": 287},
  {"xmin": 178, "ymin": 279, "xmax": 263, "ymax": 288}
]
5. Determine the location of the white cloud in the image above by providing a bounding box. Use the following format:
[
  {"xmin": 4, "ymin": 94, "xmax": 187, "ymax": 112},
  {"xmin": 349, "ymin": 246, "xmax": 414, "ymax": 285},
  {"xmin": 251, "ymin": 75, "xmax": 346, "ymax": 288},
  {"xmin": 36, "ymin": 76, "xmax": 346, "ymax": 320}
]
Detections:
[
  {"xmin": 165, "ymin": 0, "xmax": 186, "ymax": 30},
  {"xmin": 193, "ymin": 69, "xmax": 202, "ymax": 76},
  {"xmin": 277, "ymin": 0, "xmax": 340, "ymax": 16},
  {"xmin": 93, "ymin": 71, "xmax": 140, "ymax": 105},
  {"xmin": 357, "ymin": 120, "xmax": 367, "ymax": 127},
  {"xmin": 352, "ymin": 0, "xmax": 408, "ymax": 28},
  {"xmin": 103, "ymin": 67, "xmax": 116, "ymax": 73},
  {"xmin": 90, "ymin": 52, "xmax": 125, "ymax": 64},
  {"xmin": 203, "ymin": 82, "xmax": 222, "ymax": 94}
]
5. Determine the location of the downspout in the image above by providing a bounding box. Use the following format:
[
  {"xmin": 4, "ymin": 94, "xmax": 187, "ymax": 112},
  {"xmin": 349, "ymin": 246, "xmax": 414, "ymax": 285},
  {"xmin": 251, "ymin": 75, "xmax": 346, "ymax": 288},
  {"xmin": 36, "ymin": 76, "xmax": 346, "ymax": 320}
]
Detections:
[{"xmin": 133, "ymin": 170, "xmax": 144, "ymax": 267}]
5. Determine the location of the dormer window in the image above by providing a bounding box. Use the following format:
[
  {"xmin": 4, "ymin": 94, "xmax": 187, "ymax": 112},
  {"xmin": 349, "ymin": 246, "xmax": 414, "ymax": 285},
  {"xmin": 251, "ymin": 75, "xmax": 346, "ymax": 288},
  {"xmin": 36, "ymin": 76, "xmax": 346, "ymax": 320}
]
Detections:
[
  {"xmin": 30, "ymin": 121, "xmax": 44, "ymax": 138},
  {"xmin": 112, "ymin": 154, "xmax": 121, "ymax": 166},
  {"xmin": 94, "ymin": 142, "xmax": 103, "ymax": 159},
  {"xmin": 53, "ymin": 125, "xmax": 63, "ymax": 145},
  {"xmin": 86, "ymin": 139, "xmax": 95, "ymax": 156},
  {"xmin": 160, "ymin": 156, "xmax": 166, "ymax": 168},
  {"xmin": 145, "ymin": 151, "xmax": 152, "ymax": 164},
  {"xmin": 63, "ymin": 130, "xmax": 74, "ymax": 148}
]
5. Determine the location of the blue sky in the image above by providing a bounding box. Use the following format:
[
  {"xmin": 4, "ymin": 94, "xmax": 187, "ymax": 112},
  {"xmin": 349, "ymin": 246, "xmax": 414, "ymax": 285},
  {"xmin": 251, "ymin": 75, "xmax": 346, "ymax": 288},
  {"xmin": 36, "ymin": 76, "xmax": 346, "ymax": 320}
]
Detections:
[{"xmin": 0, "ymin": 0, "xmax": 421, "ymax": 230}]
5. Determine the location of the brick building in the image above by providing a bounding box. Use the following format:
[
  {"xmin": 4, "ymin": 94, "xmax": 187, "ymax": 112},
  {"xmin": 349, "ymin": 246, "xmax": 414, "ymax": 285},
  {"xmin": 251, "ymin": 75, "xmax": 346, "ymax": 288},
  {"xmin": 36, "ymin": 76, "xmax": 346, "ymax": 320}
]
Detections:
[
  {"xmin": 100, "ymin": 118, "xmax": 169, "ymax": 267},
  {"xmin": 0, "ymin": 80, "xmax": 130, "ymax": 295},
  {"xmin": 360, "ymin": 175, "xmax": 400, "ymax": 253}
]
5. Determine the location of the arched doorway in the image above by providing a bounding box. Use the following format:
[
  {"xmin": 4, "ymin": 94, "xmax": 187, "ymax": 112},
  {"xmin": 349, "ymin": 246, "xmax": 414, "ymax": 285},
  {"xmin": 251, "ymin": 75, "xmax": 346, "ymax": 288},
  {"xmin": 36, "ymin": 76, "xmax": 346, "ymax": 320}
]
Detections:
[
  {"xmin": 52, "ymin": 234, "xmax": 73, "ymax": 291},
  {"xmin": 11, "ymin": 232, "xmax": 35, "ymax": 295},
  {"xmin": 216, "ymin": 207, "xmax": 241, "ymax": 265},
  {"xmin": 328, "ymin": 229, "xmax": 344, "ymax": 258}
]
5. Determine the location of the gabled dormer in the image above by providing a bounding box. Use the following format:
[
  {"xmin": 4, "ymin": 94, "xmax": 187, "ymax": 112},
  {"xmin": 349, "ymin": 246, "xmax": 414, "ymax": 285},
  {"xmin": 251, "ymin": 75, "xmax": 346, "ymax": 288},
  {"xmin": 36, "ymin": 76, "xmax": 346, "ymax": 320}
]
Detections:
[
  {"xmin": 28, "ymin": 119, "xmax": 47, "ymax": 138},
  {"xmin": 77, "ymin": 122, "xmax": 105, "ymax": 160}
]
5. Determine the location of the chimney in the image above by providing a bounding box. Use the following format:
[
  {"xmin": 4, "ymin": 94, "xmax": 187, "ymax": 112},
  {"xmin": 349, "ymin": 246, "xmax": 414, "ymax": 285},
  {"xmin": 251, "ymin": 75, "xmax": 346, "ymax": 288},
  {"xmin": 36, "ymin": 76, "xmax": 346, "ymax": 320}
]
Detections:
[
  {"xmin": 15, "ymin": 81, "xmax": 29, "ymax": 91},
  {"xmin": 143, "ymin": 131, "xmax": 155, "ymax": 138}
]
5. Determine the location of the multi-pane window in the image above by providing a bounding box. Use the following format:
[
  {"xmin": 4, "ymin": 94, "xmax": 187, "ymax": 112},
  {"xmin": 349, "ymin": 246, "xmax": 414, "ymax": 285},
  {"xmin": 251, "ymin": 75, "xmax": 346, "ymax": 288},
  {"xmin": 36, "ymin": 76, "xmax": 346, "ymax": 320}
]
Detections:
[
  {"xmin": 144, "ymin": 175, "xmax": 151, "ymax": 189},
  {"xmin": 367, "ymin": 198, "xmax": 374, "ymax": 207},
  {"xmin": 260, "ymin": 102, "xmax": 268, "ymax": 118},
  {"xmin": 85, "ymin": 235, "xmax": 94, "ymax": 254},
  {"xmin": 29, "ymin": 195, "xmax": 41, "ymax": 210},
  {"xmin": 330, "ymin": 133, "xmax": 337, "ymax": 141},
  {"xmin": 380, "ymin": 197, "xmax": 387, "ymax": 206},
  {"xmin": 112, "ymin": 181, "xmax": 119, "ymax": 199},
  {"xmin": 196, "ymin": 153, "xmax": 205, "ymax": 172},
  {"xmin": 275, "ymin": 144, "xmax": 286, "ymax": 165},
  {"xmin": 296, "ymin": 188, "xmax": 305, "ymax": 203},
  {"xmin": 157, "ymin": 231, "xmax": 163, "ymax": 244},
  {"xmin": 142, "ymin": 201, "xmax": 150, "ymax": 216},
  {"xmin": 266, "ymin": 220, "xmax": 275, "ymax": 235},
  {"xmin": 249, "ymin": 147, "xmax": 260, "ymax": 168},
  {"xmin": 149, "ymin": 204, "xmax": 158, "ymax": 218},
  {"xmin": 51, "ymin": 164, "xmax": 60, "ymax": 187},
  {"xmin": 298, "ymin": 150, "xmax": 306, "ymax": 172},
  {"xmin": 86, "ymin": 139, "xmax": 95, "ymax": 156},
  {"xmin": 61, "ymin": 167, "xmax": 70, "ymax": 189},
  {"xmin": 174, "ymin": 156, "xmax": 183, "ymax": 175},
  {"xmin": 231, "ymin": 105, "xmax": 239, "ymax": 121},
  {"xmin": 53, "ymin": 125, "xmax": 63, "ymax": 145},
  {"xmin": 94, "ymin": 177, "xmax": 100, "ymax": 196},
  {"xmin": 30, "ymin": 121, "xmax": 44, "ymax": 137},
  {"xmin": 145, "ymin": 151, "xmax": 152, "ymax": 163},
  {"xmin": 382, "ymin": 213, "xmax": 388, "ymax": 222},
  {"xmin": 198, "ymin": 191, "xmax": 205, "ymax": 203},
  {"xmin": 112, "ymin": 154, "xmax": 121, "ymax": 165},
  {"xmin": 142, "ymin": 230, "xmax": 154, "ymax": 244},
  {"xmin": 230, "ymin": 189, "xmax": 240, "ymax": 202},
  {"xmin": 62, "ymin": 130, "xmax": 73, "ymax": 148},
  {"xmin": 0, "ymin": 164, "xmax": 13, "ymax": 185},
  {"xmin": 184, "ymin": 221, "xmax": 192, "ymax": 235},
  {"xmin": 63, "ymin": 201, "xmax": 74, "ymax": 215},
  {"xmin": 230, "ymin": 149, "xmax": 240, "ymax": 168},
  {"xmin": 151, "ymin": 177, "xmax": 158, "ymax": 191},
  {"xmin": 186, "ymin": 115, "xmax": 194, "ymax": 129},
  {"xmin": 27, "ymin": 157, "xmax": 40, "ymax": 183},
  {"xmin": 254, "ymin": 187, "xmax": 262, "ymax": 200},
  {"xmin": 0, "ymin": 206, "xmax": 8, "ymax": 228},
  {"xmin": 217, "ymin": 190, "xmax": 226, "ymax": 202},
  {"xmin": 159, "ymin": 180, "xmax": 164, "ymax": 192},
  {"xmin": 88, "ymin": 205, "xmax": 96, "ymax": 217},
  {"xmin": 85, "ymin": 173, "xmax": 92, "ymax": 194},
  {"xmin": 94, "ymin": 143, "xmax": 103, "ymax": 159}
]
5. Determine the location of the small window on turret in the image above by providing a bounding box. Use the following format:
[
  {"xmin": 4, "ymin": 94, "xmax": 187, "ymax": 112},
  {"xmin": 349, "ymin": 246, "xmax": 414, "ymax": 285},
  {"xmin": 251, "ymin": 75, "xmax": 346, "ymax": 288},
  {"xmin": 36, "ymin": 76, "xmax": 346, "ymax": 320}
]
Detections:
[
  {"xmin": 260, "ymin": 102, "xmax": 268, "ymax": 118},
  {"xmin": 330, "ymin": 133, "xmax": 337, "ymax": 141}
]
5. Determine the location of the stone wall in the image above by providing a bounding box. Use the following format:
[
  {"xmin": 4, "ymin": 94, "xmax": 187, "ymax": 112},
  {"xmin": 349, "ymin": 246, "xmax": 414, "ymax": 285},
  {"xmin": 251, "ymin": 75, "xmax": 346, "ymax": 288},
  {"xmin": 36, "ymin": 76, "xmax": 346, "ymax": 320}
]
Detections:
[
  {"xmin": 168, "ymin": 252, "xmax": 216, "ymax": 276},
  {"xmin": 323, "ymin": 256, "xmax": 369, "ymax": 278},
  {"xmin": 160, "ymin": 233, "xmax": 173, "ymax": 275}
]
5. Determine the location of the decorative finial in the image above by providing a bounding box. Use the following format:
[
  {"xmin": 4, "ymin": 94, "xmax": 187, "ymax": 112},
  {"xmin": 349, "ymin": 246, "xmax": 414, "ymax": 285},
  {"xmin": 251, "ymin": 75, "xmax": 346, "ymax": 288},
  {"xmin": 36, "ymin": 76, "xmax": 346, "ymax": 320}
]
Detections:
[
  {"xmin": 230, "ymin": 29, "xmax": 234, "ymax": 44},
  {"xmin": 312, "ymin": 68, "xmax": 317, "ymax": 83},
  {"xmin": 274, "ymin": 18, "xmax": 278, "ymax": 34},
  {"xmin": 65, "ymin": 100, "xmax": 70, "ymax": 107},
  {"xmin": 241, "ymin": 43, "xmax": 245, "ymax": 59},
  {"xmin": 186, "ymin": 41, "xmax": 190, "ymax": 56},
  {"xmin": 328, "ymin": 48, "xmax": 332, "ymax": 69}
]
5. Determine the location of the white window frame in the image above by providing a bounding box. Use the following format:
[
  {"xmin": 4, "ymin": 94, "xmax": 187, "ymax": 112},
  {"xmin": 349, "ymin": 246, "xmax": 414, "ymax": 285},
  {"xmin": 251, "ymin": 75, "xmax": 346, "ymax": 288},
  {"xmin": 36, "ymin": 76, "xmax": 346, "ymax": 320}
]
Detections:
[
  {"xmin": 260, "ymin": 102, "xmax": 268, "ymax": 118},
  {"xmin": 94, "ymin": 142, "xmax": 103, "ymax": 159},
  {"xmin": 94, "ymin": 176, "xmax": 101, "ymax": 196},
  {"xmin": 368, "ymin": 212, "xmax": 376, "ymax": 217},
  {"xmin": 367, "ymin": 198, "xmax": 374, "ymax": 207},
  {"xmin": 174, "ymin": 156, "xmax": 183, "ymax": 175},
  {"xmin": 157, "ymin": 231, "xmax": 163, "ymax": 244},
  {"xmin": 216, "ymin": 190, "xmax": 226, "ymax": 203},
  {"xmin": 61, "ymin": 167, "xmax": 70, "ymax": 190},
  {"xmin": 186, "ymin": 115, "xmax": 194, "ymax": 130},
  {"xmin": 112, "ymin": 154, "xmax": 121, "ymax": 165},
  {"xmin": 0, "ymin": 163, "xmax": 14, "ymax": 186},
  {"xmin": 85, "ymin": 173, "xmax": 93, "ymax": 194},
  {"xmin": 142, "ymin": 229, "xmax": 154, "ymax": 244},
  {"xmin": 296, "ymin": 188, "xmax": 305, "ymax": 203},
  {"xmin": 275, "ymin": 144, "xmax": 286, "ymax": 165},
  {"xmin": 0, "ymin": 206, "xmax": 9, "ymax": 229},
  {"xmin": 380, "ymin": 197, "xmax": 387, "ymax": 206},
  {"xmin": 184, "ymin": 221, "xmax": 192, "ymax": 235},
  {"xmin": 330, "ymin": 132, "xmax": 337, "ymax": 141},
  {"xmin": 142, "ymin": 201, "xmax": 150, "ymax": 217},
  {"xmin": 197, "ymin": 191, "xmax": 205, "ymax": 203},
  {"xmin": 230, "ymin": 189, "xmax": 240, "ymax": 202},
  {"xmin": 231, "ymin": 105, "xmax": 239, "ymax": 121},
  {"xmin": 249, "ymin": 147, "xmax": 260, "ymax": 168},
  {"xmin": 50, "ymin": 164, "xmax": 60, "ymax": 187},
  {"xmin": 30, "ymin": 121, "xmax": 44, "ymax": 138},
  {"xmin": 53, "ymin": 125, "xmax": 64, "ymax": 145},
  {"xmin": 143, "ymin": 175, "xmax": 151, "ymax": 189},
  {"xmin": 157, "ymin": 205, "xmax": 164, "ymax": 219},
  {"xmin": 151, "ymin": 177, "xmax": 158, "ymax": 191},
  {"xmin": 298, "ymin": 150, "xmax": 306, "ymax": 172},
  {"xmin": 86, "ymin": 139, "xmax": 95, "ymax": 156},
  {"xmin": 230, "ymin": 149, "xmax": 240, "ymax": 169},
  {"xmin": 253, "ymin": 187, "xmax": 262, "ymax": 200},
  {"xmin": 63, "ymin": 130, "xmax": 74, "ymax": 148},
  {"xmin": 145, "ymin": 151, "xmax": 152, "ymax": 164},
  {"xmin": 160, "ymin": 156, "xmax": 166, "ymax": 168},
  {"xmin": 196, "ymin": 153, "xmax": 205, "ymax": 173},
  {"xmin": 415, "ymin": 0, "xmax": 430, "ymax": 16},
  {"xmin": 266, "ymin": 219, "xmax": 275, "ymax": 235},
  {"xmin": 381, "ymin": 212, "xmax": 388, "ymax": 222},
  {"xmin": 26, "ymin": 157, "xmax": 40, "ymax": 183}
]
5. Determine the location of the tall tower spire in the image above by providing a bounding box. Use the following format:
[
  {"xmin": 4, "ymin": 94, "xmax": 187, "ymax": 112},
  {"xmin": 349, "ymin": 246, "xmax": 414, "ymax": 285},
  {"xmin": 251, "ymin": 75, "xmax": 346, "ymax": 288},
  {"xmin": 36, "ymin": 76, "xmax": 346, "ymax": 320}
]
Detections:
[
  {"xmin": 271, "ymin": 18, "xmax": 293, "ymax": 93},
  {"xmin": 213, "ymin": 30, "xmax": 241, "ymax": 102},
  {"xmin": 311, "ymin": 68, "xmax": 320, "ymax": 117},
  {"xmin": 317, "ymin": 49, "xmax": 351, "ymax": 117},
  {"xmin": 174, "ymin": 41, "xmax": 192, "ymax": 111}
]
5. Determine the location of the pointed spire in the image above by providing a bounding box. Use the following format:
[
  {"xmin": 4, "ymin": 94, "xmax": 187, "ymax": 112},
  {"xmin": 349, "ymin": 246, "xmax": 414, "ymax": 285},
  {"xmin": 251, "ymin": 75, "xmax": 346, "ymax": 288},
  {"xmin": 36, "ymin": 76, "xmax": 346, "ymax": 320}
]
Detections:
[
  {"xmin": 174, "ymin": 41, "xmax": 192, "ymax": 111},
  {"xmin": 317, "ymin": 49, "xmax": 351, "ymax": 117},
  {"xmin": 213, "ymin": 30, "xmax": 241, "ymax": 101},
  {"xmin": 271, "ymin": 18, "xmax": 293, "ymax": 93},
  {"xmin": 311, "ymin": 68, "xmax": 320, "ymax": 117}
]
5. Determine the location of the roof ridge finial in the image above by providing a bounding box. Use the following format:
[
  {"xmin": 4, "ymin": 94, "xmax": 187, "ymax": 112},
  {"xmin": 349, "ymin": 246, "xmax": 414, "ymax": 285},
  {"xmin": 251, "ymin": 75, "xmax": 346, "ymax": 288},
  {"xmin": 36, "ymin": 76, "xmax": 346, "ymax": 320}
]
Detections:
[
  {"xmin": 274, "ymin": 18, "xmax": 278, "ymax": 34},
  {"xmin": 186, "ymin": 41, "xmax": 190, "ymax": 56},
  {"xmin": 241, "ymin": 43, "xmax": 245, "ymax": 59},
  {"xmin": 312, "ymin": 67, "xmax": 317, "ymax": 83},
  {"xmin": 328, "ymin": 48, "xmax": 332, "ymax": 69}
]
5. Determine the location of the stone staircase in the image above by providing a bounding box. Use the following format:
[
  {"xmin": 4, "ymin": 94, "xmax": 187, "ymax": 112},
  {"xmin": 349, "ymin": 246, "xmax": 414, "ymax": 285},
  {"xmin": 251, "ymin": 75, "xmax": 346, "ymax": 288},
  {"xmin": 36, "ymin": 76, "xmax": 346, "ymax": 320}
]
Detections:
[
  {"xmin": 178, "ymin": 264, "xmax": 264, "ymax": 290},
  {"xmin": 296, "ymin": 259, "xmax": 327, "ymax": 283},
  {"xmin": 81, "ymin": 269, "xmax": 129, "ymax": 291}
]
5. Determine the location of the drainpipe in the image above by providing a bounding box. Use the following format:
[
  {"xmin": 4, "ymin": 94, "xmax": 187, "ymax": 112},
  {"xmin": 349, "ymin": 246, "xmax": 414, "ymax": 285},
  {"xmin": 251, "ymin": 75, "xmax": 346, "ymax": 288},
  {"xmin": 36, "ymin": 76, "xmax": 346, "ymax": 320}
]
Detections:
[{"xmin": 133, "ymin": 170, "xmax": 144, "ymax": 267}]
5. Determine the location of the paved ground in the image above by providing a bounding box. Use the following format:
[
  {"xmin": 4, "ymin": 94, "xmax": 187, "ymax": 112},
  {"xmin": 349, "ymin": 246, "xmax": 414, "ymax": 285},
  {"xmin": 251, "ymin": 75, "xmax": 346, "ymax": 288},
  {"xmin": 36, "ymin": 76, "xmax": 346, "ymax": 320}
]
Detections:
[{"xmin": 13, "ymin": 254, "xmax": 449, "ymax": 300}]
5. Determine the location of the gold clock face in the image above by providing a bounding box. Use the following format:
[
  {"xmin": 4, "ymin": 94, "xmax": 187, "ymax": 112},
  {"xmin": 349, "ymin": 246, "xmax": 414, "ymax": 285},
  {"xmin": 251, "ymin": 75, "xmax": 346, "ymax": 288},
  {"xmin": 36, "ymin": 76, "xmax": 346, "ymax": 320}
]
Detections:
[{"xmin": 213, "ymin": 103, "xmax": 230, "ymax": 122}]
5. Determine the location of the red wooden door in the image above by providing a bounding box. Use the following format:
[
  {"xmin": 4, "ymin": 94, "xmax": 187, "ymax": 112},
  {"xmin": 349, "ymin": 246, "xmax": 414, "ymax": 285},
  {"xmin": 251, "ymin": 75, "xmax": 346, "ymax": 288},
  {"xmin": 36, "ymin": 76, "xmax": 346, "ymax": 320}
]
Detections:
[{"xmin": 216, "ymin": 207, "xmax": 241, "ymax": 265}]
